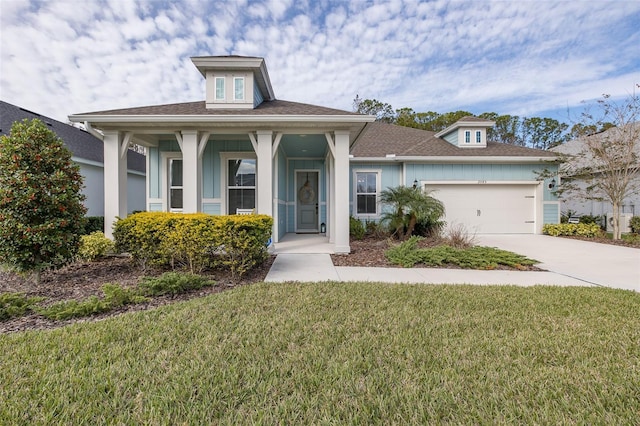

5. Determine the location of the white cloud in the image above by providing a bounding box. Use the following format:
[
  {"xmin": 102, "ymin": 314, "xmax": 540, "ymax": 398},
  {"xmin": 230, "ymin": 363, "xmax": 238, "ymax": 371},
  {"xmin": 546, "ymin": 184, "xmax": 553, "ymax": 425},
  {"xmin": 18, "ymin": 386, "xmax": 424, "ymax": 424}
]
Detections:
[{"xmin": 1, "ymin": 0, "xmax": 638, "ymax": 124}]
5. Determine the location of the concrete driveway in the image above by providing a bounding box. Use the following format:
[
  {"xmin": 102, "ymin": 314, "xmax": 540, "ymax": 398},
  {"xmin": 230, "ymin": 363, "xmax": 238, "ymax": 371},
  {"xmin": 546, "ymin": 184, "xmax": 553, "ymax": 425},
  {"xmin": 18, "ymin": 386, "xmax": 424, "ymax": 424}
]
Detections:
[{"xmin": 477, "ymin": 235, "xmax": 640, "ymax": 291}]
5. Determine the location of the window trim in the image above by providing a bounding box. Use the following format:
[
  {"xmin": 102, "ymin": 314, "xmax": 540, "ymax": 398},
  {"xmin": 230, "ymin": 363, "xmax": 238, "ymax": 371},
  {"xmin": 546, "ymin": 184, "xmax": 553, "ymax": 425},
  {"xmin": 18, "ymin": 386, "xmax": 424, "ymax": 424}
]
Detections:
[
  {"xmin": 215, "ymin": 77, "xmax": 225, "ymax": 100},
  {"xmin": 233, "ymin": 77, "xmax": 245, "ymax": 101},
  {"xmin": 161, "ymin": 151, "xmax": 183, "ymax": 213},
  {"xmin": 220, "ymin": 152, "xmax": 257, "ymax": 215},
  {"xmin": 353, "ymin": 169, "xmax": 381, "ymax": 218}
]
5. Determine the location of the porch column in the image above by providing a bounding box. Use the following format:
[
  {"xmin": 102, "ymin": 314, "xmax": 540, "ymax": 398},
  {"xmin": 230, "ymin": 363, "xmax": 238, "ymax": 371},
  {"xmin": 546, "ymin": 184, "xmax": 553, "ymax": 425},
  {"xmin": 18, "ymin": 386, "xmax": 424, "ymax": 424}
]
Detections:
[
  {"xmin": 334, "ymin": 130, "xmax": 351, "ymax": 253},
  {"xmin": 103, "ymin": 130, "xmax": 128, "ymax": 239},
  {"xmin": 256, "ymin": 130, "xmax": 273, "ymax": 215},
  {"xmin": 181, "ymin": 130, "xmax": 200, "ymax": 213},
  {"xmin": 328, "ymin": 154, "xmax": 336, "ymax": 244}
]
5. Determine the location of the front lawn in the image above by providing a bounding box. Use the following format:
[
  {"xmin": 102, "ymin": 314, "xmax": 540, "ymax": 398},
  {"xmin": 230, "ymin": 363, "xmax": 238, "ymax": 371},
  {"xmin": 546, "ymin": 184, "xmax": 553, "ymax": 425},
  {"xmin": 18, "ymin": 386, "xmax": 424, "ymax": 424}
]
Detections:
[{"xmin": 2, "ymin": 283, "xmax": 639, "ymax": 424}]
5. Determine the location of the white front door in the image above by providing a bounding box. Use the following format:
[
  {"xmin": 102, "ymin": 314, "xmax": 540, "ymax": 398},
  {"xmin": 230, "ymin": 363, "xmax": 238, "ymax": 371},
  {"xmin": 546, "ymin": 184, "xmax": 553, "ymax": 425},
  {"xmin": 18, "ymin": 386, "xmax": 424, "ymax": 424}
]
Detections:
[
  {"xmin": 296, "ymin": 170, "xmax": 319, "ymax": 233},
  {"xmin": 426, "ymin": 183, "xmax": 537, "ymax": 234}
]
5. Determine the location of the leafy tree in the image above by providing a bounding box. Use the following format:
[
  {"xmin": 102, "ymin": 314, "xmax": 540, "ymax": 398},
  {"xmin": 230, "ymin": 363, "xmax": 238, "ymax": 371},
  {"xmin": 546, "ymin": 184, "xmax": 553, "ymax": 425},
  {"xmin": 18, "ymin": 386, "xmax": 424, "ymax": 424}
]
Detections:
[
  {"xmin": 480, "ymin": 112, "xmax": 523, "ymax": 145},
  {"xmin": 353, "ymin": 95, "xmax": 395, "ymax": 122},
  {"xmin": 554, "ymin": 88, "xmax": 640, "ymax": 239},
  {"xmin": 521, "ymin": 117, "xmax": 569, "ymax": 150},
  {"xmin": 0, "ymin": 119, "xmax": 87, "ymax": 283},
  {"xmin": 379, "ymin": 185, "xmax": 445, "ymax": 240}
]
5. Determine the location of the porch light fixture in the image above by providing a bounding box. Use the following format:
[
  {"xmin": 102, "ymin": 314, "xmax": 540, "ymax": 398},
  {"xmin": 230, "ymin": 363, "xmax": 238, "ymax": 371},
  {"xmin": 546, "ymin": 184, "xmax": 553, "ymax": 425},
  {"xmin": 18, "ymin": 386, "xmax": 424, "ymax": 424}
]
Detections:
[
  {"xmin": 548, "ymin": 178, "xmax": 556, "ymax": 189},
  {"xmin": 413, "ymin": 179, "xmax": 418, "ymax": 189}
]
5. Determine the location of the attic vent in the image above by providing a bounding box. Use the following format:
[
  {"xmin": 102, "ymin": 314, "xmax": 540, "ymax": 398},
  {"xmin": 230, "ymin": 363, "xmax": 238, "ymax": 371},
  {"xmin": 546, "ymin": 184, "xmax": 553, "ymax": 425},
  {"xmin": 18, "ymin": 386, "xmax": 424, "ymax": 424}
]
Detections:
[
  {"xmin": 45, "ymin": 122, "xmax": 52, "ymax": 126},
  {"xmin": 19, "ymin": 107, "xmax": 41, "ymax": 116}
]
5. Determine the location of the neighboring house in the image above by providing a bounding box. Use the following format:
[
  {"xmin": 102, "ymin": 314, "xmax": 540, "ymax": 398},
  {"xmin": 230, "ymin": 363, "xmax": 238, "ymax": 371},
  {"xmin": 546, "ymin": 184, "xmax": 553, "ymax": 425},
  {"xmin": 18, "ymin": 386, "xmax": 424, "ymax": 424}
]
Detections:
[
  {"xmin": 1, "ymin": 100, "xmax": 146, "ymax": 216},
  {"xmin": 550, "ymin": 124, "xmax": 640, "ymax": 218},
  {"xmin": 69, "ymin": 55, "xmax": 559, "ymax": 253}
]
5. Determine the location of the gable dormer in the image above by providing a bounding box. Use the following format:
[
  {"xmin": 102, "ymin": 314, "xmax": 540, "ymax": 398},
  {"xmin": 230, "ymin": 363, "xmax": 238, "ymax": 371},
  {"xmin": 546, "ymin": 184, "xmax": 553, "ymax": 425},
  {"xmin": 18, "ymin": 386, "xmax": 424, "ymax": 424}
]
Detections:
[
  {"xmin": 434, "ymin": 116, "xmax": 494, "ymax": 148},
  {"xmin": 191, "ymin": 56, "xmax": 275, "ymax": 110}
]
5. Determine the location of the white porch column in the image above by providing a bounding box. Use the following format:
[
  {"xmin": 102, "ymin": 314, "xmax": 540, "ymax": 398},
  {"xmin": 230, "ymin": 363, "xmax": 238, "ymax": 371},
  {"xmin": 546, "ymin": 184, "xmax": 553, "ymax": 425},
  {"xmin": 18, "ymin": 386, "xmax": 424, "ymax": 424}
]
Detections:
[
  {"xmin": 103, "ymin": 130, "xmax": 128, "ymax": 239},
  {"xmin": 328, "ymin": 154, "xmax": 336, "ymax": 244},
  {"xmin": 256, "ymin": 130, "xmax": 273, "ymax": 215},
  {"xmin": 181, "ymin": 130, "xmax": 200, "ymax": 213},
  {"xmin": 334, "ymin": 130, "xmax": 351, "ymax": 253}
]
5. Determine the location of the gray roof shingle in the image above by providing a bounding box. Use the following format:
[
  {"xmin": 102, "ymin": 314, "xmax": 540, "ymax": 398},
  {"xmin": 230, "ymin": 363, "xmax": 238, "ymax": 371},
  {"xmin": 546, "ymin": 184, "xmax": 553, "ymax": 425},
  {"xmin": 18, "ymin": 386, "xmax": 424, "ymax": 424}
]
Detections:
[
  {"xmin": 351, "ymin": 122, "xmax": 558, "ymax": 158},
  {"xmin": 1, "ymin": 100, "xmax": 146, "ymax": 173}
]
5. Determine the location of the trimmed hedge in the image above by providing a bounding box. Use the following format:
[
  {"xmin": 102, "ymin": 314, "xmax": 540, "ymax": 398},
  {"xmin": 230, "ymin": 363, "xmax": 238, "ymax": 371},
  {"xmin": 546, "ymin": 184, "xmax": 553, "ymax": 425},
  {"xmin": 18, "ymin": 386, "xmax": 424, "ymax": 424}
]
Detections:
[
  {"xmin": 113, "ymin": 212, "xmax": 273, "ymax": 277},
  {"xmin": 542, "ymin": 223, "xmax": 602, "ymax": 238}
]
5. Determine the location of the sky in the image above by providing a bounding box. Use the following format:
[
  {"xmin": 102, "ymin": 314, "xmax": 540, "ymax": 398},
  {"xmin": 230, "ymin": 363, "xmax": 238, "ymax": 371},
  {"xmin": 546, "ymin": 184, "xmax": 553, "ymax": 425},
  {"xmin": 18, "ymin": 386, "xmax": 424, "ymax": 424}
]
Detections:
[{"xmin": 1, "ymin": 0, "xmax": 639, "ymax": 125}]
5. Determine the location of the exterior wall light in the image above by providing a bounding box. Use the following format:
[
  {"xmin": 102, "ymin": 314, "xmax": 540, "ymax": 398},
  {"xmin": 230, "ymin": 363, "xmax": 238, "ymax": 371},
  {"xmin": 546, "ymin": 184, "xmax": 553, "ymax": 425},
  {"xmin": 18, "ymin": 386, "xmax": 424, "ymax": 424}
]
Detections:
[
  {"xmin": 413, "ymin": 179, "xmax": 418, "ymax": 189},
  {"xmin": 548, "ymin": 178, "xmax": 556, "ymax": 189}
]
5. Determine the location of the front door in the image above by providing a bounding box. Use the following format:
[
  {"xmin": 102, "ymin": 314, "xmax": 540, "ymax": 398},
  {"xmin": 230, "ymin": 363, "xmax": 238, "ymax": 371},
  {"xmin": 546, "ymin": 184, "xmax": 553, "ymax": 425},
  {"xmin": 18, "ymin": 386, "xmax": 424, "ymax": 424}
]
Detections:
[{"xmin": 296, "ymin": 170, "xmax": 319, "ymax": 233}]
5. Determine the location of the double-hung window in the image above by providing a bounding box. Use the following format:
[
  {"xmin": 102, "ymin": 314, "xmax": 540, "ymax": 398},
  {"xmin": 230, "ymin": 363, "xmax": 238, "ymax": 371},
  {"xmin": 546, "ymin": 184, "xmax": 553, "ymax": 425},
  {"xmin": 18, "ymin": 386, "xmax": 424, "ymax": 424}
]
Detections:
[
  {"xmin": 233, "ymin": 77, "xmax": 244, "ymax": 101},
  {"xmin": 215, "ymin": 77, "xmax": 225, "ymax": 100},
  {"xmin": 465, "ymin": 130, "xmax": 471, "ymax": 144},
  {"xmin": 169, "ymin": 158, "xmax": 183, "ymax": 211},
  {"xmin": 227, "ymin": 158, "xmax": 255, "ymax": 214},
  {"xmin": 355, "ymin": 171, "xmax": 379, "ymax": 216},
  {"xmin": 476, "ymin": 130, "xmax": 482, "ymax": 143}
]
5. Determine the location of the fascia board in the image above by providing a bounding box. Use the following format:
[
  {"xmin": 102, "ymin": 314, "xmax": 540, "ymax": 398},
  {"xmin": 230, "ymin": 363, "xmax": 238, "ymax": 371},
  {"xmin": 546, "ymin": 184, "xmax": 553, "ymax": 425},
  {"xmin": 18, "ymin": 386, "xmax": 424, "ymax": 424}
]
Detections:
[
  {"xmin": 349, "ymin": 156, "xmax": 557, "ymax": 163},
  {"xmin": 68, "ymin": 114, "xmax": 375, "ymax": 124}
]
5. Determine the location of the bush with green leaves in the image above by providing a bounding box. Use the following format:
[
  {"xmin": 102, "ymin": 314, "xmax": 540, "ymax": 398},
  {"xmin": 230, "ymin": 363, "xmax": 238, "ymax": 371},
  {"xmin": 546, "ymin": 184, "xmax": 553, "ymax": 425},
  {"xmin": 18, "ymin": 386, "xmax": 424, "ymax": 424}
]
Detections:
[
  {"xmin": 0, "ymin": 119, "xmax": 87, "ymax": 284},
  {"xmin": 630, "ymin": 216, "xmax": 640, "ymax": 234},
  {"xmin": 542, "ymin": 223, "xmax": 602, "ymax": 237},
  {"xmin": 114, "ymin": 212, "xmax": 272, "ymax": 277},
  {"xmin": 0, "ymin": 293, "xmax": 44, "ymax": 321},
  {"xmin": 349, "ymin": 216, "xmax": 365, "ymax": 240},
  {"xmin": 379, "ymin": 185, "xmax": 445, "ymax": 240},
  {"xmin": 81, "ymin": 216, "xmax": 105, "ymax": 235},
  {"xmin": 77, "ymin": 231, "xmax": 114, "ymax": 261},
  {"xmin": 138, "ymin": 272, "xmax": 216, "ymax": 296}
]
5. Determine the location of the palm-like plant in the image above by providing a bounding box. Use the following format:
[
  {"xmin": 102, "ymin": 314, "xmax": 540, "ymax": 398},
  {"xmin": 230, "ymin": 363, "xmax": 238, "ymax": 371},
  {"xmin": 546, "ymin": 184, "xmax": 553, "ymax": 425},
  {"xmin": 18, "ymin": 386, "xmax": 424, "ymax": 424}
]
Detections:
[{"xmin": 379, "ymin": 185, "xmax": 445, "ymax": 240}]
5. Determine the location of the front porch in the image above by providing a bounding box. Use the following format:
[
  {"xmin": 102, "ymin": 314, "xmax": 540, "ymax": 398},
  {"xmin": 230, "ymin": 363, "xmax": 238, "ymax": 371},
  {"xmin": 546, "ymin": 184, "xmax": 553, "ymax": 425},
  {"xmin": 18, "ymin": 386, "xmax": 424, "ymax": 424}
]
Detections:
[{"xmin": 271, "ymin": 233, "xmax": 335, "ymax": 254}]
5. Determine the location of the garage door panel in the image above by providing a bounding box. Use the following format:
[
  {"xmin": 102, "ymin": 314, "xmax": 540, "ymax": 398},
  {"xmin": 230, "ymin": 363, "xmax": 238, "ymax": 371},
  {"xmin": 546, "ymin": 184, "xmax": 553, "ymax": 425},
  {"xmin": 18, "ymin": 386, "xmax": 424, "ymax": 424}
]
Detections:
[{"xmin": 426, "ymin": 184, "xmax": 536, "ymax": 234}]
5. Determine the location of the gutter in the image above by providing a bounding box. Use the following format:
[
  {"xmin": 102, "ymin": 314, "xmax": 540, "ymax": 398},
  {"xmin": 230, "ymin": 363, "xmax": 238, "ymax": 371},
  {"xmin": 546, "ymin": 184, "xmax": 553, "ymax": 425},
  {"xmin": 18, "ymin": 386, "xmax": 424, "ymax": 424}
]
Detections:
[
  {"xmin": 69, "ymin": 114, "xmax": 375, "ymax": 124},
  {"xmin": 349, "ymin": 156, "xmax": 558, "ymax": 163}
]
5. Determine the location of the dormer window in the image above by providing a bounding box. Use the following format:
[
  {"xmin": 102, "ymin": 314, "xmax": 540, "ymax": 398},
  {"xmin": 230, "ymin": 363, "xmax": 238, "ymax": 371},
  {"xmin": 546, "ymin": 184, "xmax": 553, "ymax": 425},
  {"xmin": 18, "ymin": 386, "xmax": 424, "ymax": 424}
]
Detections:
[
  {"xmin": 476, "ymin": 131, "xmax": 482, "ymax": 143},
  {"xmin": 215, "ymin": 77, "xmax": 225, "ymax": 100},
  {"xmin": 465, "ymin": 131, "xmax": 471, "ymax": 144},
  {"xmin": 234, "ymin": 77, "xmax": 244, "ymax": 101}
]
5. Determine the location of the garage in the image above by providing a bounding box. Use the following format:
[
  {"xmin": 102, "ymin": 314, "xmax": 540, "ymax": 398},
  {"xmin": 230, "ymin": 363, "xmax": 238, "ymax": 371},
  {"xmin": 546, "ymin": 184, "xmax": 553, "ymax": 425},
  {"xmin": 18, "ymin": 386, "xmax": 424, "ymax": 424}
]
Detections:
[{"xmin": 425, "ymin": 183, "xmax": 537, "ymax": 234}]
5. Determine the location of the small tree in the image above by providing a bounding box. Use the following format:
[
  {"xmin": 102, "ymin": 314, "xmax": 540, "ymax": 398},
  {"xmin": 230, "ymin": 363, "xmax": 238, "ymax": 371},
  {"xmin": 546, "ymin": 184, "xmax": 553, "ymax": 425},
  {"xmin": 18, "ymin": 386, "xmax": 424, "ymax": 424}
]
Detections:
[
  {"xmin": 379, "ymin": 185, "xmax": 445, "ymax": 240},
  {"xmin": 555, "ymin": 88, "xmax": 640, "ymax": 239},
  {"xmin": 0, "ymin": 119, "xmax": 87, "ymax": 283}
]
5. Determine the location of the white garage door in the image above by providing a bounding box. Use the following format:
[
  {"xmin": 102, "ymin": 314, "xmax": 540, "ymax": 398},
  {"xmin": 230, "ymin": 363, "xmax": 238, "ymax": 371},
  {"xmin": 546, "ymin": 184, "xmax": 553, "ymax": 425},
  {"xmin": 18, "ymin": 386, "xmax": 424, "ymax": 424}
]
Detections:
[{"xmin": 426, "ymin": 184, "xmax": 536, "ymax": 234}]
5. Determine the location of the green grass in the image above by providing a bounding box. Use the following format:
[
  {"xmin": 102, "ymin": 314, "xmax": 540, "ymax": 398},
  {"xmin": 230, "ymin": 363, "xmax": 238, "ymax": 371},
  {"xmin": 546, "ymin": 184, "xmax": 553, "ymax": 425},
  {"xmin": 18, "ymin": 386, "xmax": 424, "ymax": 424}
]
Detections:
[{"xmin": 1, "ymin": 283, "xmax": 639, "ymax": 424}]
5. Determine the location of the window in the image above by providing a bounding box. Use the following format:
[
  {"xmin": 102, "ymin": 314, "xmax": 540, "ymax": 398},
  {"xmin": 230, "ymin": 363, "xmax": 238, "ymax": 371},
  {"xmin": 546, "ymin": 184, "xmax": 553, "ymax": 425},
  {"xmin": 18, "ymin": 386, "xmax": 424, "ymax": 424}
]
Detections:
[
  {"xmin": 465, "ymin": 130, "xmax": 471, "ymax": 144},
  {"xmin": 233, "ymin": 77, "xmax": 244, "ymax": 101},
  {"xmin": 215, "ymin": 77, "xmax": 225, "ymax": 100},
  {"xmin": 476, "ymin": 130, "xmax": 482, "ymax": 143},
  {"xmin": 355, "ymin": 171, "xmax": 379, "ymax": 216},
  {"xmin": 169, "ymin": 159, "xmax": 183, "ymax": 211},
  {"xmin": 228, "ymin": 159, "xmax": 255, "ymax": 214}
]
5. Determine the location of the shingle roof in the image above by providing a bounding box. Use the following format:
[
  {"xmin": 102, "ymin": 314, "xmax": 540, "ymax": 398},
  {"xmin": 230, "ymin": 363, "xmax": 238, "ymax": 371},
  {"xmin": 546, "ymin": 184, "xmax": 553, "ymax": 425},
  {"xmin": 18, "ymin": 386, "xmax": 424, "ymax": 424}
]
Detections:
[
  {"xmin": 0, "ymin": 100, "xmax": 145, "ymax": 173},
  {"xmin": 74, "ymin": 99, "xmax": 362, "ymax": 117},
  {"xmin": 351, "ymin": 122, "xmax": 558, "ymax": 158}
]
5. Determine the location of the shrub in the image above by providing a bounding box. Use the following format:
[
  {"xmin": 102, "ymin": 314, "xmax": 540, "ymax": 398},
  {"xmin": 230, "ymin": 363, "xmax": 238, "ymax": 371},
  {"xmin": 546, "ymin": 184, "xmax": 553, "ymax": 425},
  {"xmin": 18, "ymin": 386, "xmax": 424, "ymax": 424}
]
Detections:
[
  {"xmin": 630, "ymin": 216, "xmax": 640, "ymax": 234},
  {"xmin": 442, "ymin": 223, "xmax": 476, "ymax": 248},
  {"xmin": 0, "ymin": 292, "xmax": 44, "ymax": 321},
  {"xmin": 81, "ymin": 216, "xmax": 104, "ymax": 235},
  {"xmin": 385, "ymin": 236, "xmax": 425, "ymax": 268},
  {"xmin": 77, "ymin": 232, "xmax": 114, "ymax": 261},
  {"xmin": 350, "ymin": 216, "xmax": 365, "ymax": 240},
  {"xmin": 113, "ymin": 212, "xmax": 272, "ymax": 278},
  {"xmin": 138, "ymin": 272, "xmax": 216, "ymax": 297},
  {"xmin": 543, "ymin": 223, "xmax": 602, "ymax": 238},
  {"xmin": 102, "ymin": 283, "xmax": 148, "ymax": 306},
  {"xmin": 0, "ymin": 119, "xmax": 87, "ymax": 284}
]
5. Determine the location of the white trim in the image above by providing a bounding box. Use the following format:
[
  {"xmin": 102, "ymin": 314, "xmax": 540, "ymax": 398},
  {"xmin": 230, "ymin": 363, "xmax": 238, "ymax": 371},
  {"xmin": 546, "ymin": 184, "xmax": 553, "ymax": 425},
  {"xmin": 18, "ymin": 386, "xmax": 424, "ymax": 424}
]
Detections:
[
  {"xmin": 423, "ymin": 180, "xmax": 540, "ymax": 185},
  {"xmin": 69, "ymin": 114, "xmax": 375, "ymax": 124},
  {"xmin": 272, "ymin": 132, "xmax": 283, "ymax": 159},
  {"xmin": 174, "ymin": 131, "xmax": 183, "ymax": 151},
  {"xmin": 214, "ymin": 77, "xmax": 225, "ymax": 100},
  {"xmin": 233, "ymin": 76, "xmax": 245, "ymax": 101},
  {"xmin": 160, "ymin": 151, "xmax": 182, "ymax": 212},
  {"xmin": 202, "ymin": 198, "xmax": 222, "ymax": 204},
  {"xmin": 220, "ymin": 151, "xmax": 257, "ymax": 216},
  {"xmin": 353, "ymin": 169, "xmax": 382, "ymax": 218},
  {"xmin": 350, "ymin": 156, "xmax": 556, "ymax": 163},
  {"xmin": 248, "ymin": 132, "xmax": 258, "ymax": 152},
  {"xmin": 324, "ymin": 132, "xmax": 336, "ymax": 158},
  {"xmin": 198, "ymin": 132, "xmax": 210, "ymax": 158}
]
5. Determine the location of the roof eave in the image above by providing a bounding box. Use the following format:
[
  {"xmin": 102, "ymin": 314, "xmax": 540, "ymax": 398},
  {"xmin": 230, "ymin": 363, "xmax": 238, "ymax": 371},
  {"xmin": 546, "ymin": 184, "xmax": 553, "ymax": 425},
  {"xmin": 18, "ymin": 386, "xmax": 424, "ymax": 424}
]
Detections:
[
  {"xmin": 349, "ymin": 156, "xmax": 557, "ymax": 163},
  {"xmin": 68, "ymin": 114, "xmax": 376, "ymax": 125}
]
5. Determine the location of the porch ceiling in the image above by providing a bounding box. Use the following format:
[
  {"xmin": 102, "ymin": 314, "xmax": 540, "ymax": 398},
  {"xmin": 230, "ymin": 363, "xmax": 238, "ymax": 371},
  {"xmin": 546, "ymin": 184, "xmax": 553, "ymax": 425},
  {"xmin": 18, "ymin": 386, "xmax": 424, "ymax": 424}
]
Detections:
[{"xmin": 280, "ymin": 134, "xmax": 327, "ymax": 158}]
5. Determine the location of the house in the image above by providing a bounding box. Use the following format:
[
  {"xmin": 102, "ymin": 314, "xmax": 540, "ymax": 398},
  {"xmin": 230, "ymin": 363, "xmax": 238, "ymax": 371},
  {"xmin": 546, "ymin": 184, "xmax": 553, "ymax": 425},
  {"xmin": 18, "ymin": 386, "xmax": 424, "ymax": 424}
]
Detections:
[
  {"xmin": 68, "ymin": 55, "xmax": 559, "ymax": 253},
  {"xmin": 1, "ymin": 100, "xmax": 146, "ymax": 216},
  {"xmin": 550, "ymin": 124, "xmax": 640, "ymax": 223}
]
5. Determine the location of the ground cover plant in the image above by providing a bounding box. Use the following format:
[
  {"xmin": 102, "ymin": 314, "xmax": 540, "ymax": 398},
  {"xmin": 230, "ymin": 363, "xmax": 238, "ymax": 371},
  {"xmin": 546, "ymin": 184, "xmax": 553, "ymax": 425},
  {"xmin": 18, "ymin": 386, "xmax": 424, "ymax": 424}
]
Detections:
[
  {"xmin": 1, "ymin": 283, "xmax": 638, "ymax": 424},
  {"xmin": 385, "ymin": 236, "xmax": 538, "ymax": 269}
]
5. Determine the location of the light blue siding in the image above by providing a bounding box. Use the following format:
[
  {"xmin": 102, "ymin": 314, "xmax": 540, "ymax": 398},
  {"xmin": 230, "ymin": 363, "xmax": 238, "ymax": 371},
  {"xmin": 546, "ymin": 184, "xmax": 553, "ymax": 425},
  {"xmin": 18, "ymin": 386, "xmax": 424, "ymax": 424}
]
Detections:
[
  {"xmin": 148, "ymin": 147, "xmax": 160, "ymax": 199},
  {"xmin": 253, "ymin": 79, "xmax": 264, "ymax": 108},
  {"xmin": 277, "ymin": 202, "xmax": 287, "ymax": 239},
  {"xmin": 543, "ymin": 203, "xmax": 559, "ymax": 224},
  {"xmin": 201, "ymin": 138, "xmax": 253, "ymax": 199},
  {"xmin": 443, "ymin": 132, "xmax": 458, "ymax": 145}
]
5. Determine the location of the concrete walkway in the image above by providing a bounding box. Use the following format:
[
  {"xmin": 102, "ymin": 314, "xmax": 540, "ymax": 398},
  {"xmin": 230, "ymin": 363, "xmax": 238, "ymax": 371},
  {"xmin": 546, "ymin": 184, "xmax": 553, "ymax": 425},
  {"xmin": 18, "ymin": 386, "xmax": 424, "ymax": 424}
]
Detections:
[{"xmin": 265, "ymin": 235, "xmax": 640, "ymax": 291}]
